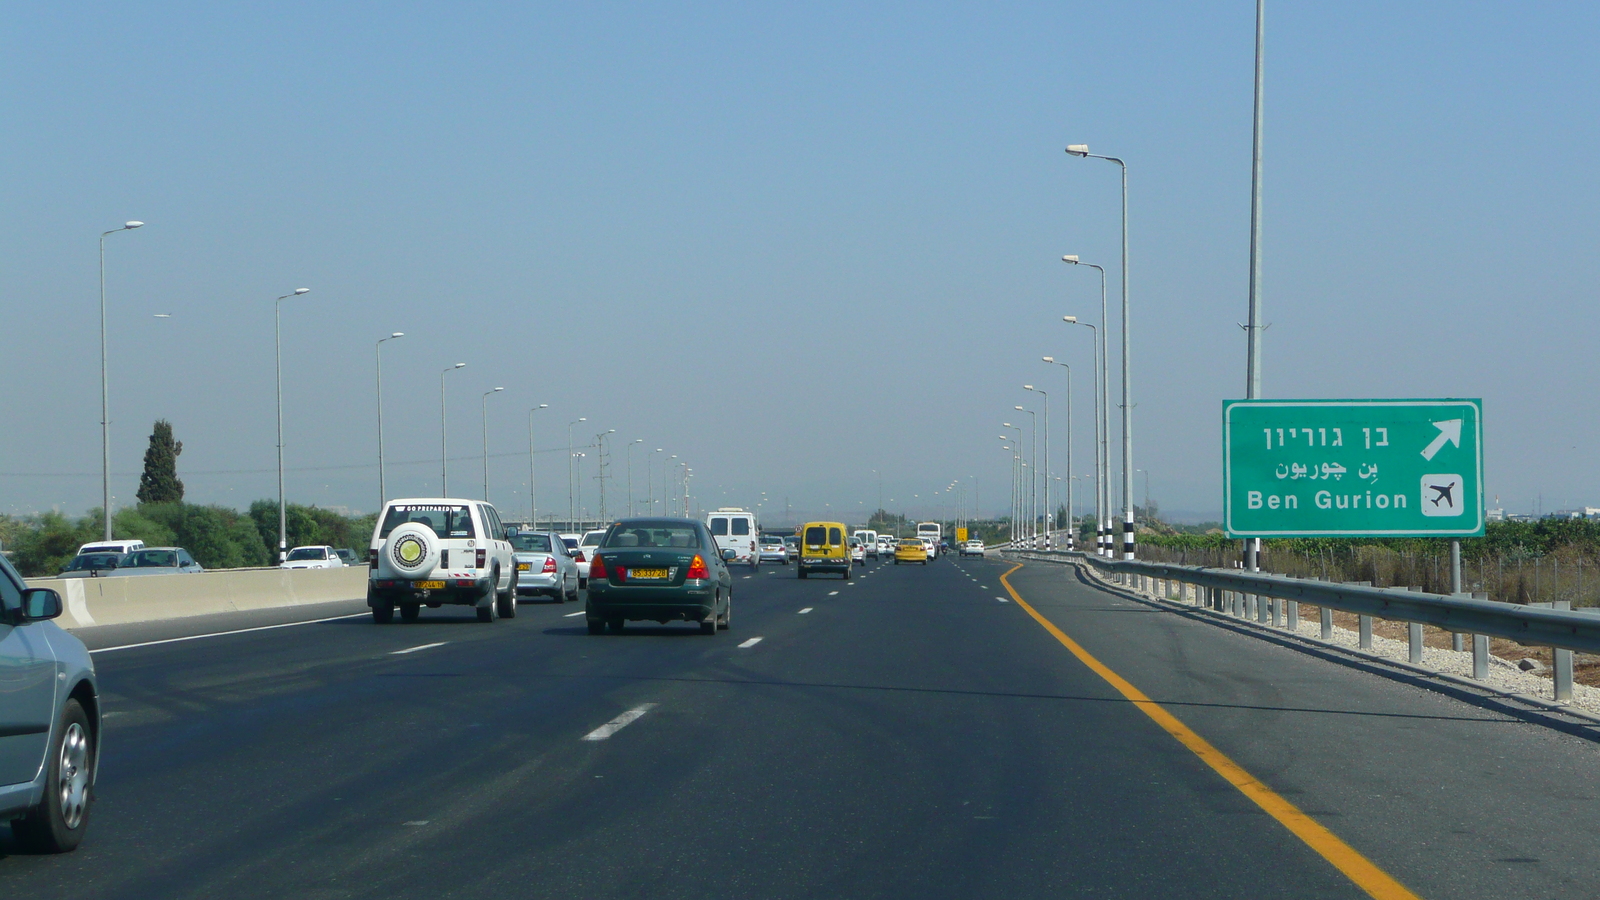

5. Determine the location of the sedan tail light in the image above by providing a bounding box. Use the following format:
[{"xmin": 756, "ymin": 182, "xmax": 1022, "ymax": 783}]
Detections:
[
  {"xmin": 573, "ymin": 551, "xmax": 586, "ymax": 563},
  {"xmin": 542, "ymin": 557, "xmax": 558, "ymax": 574},
  {"xmin": 589, "ymin": 554, "xmax": 608, "ymax": 580},
  {"xmin": 686, "ymin": 554, "xmax": 709, "ymax": 580}
]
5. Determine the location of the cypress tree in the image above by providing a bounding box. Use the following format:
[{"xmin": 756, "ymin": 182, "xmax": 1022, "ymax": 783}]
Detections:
[{"xmin": 136, "ymin": 419, "xmax": 185, "ymax": 504}]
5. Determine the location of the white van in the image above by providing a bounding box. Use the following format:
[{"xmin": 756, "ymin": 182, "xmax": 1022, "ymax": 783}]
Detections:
[
  {"xmin": 853, "ymin": 529, "xmax": 879, "ymax": 560},
  {"xmin": 76, "ymin": 539, "xmax": 145, "ymax": 556},
  {"xmin": 707, "ymin": 508, "xmax": 759, "ymax": 568}
]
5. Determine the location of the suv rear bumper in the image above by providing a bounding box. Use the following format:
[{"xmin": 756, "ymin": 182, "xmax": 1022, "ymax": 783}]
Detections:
[{"xmin": 369, "ymin": 577, "xmax": 490, "ymax": 606}]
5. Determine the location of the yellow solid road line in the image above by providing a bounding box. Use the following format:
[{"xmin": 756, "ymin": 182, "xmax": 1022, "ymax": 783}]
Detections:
[{"xmin": 999, "ymin": 563, "xmax": 1422, "ymax": 900}]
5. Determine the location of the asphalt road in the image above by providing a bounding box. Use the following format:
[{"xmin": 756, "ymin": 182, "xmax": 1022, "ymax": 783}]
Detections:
[{"xmin": 4, "ymin": 554, "xmax": 1600, "ymax": 899}]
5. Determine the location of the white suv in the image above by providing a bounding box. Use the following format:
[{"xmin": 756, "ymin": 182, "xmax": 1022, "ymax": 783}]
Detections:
[{"xmin": 367, "ymin": 498, "xmax": 516, "ymax": 624}]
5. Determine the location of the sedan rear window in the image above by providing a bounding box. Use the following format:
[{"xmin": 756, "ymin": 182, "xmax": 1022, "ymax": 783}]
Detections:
[
  {"xmin": 125, "ymin": 550, "xmax": 178, "ymax": 568},
  {"xmin": 509, "ymin": 534, "xmax": 553, "ymax": 552},
  {"xmin": 603, "ymin": 525, "xmax": 703, "ymax": 549},
  {"xmin": 379, "ymin": 505, "xmax": 477, "ymax": 540}
]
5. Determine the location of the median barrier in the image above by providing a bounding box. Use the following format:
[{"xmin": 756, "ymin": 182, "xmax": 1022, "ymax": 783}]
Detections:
[{"xmin": 26, "ymin": 566, "xmax": 370, "ymax": 630}]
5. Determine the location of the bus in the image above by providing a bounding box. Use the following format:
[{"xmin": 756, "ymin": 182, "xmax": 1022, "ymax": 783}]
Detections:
[{"xmin": 916, "ymin": 522, "xmax": 942, "ymax": 556}]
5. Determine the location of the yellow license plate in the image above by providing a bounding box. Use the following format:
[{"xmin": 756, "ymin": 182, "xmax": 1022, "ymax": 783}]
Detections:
[
  {"xmin": 415, "ymin": 580, "xmax": 446, "ymax": 589},
  {"xmin": 630, "ymin": 568, "xmax": 669, "ymax": 580},
  {"xmin": 517, "ymin": 562, "xmax": 531, "ymax": 571}
]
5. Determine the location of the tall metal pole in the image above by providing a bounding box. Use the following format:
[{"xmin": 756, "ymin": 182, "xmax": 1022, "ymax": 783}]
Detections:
[
  {"xmin": 1066, "ymin": 147, "xmax": 1132, "ymax": 559},
  {"xmin": 440, "ymin": 363, "xmax": 465, "ymax": 495},
  {"xmin": 481, "ymin": 387, "xmax": 503, "ymax": 501},
  {"xmin": 1029, "ymin": 387, "xmax": 1049, "ymax": 547},
  {"xmin": 567, "ymin": 418, "xmax": 585, "ymax": 529},
  {"xmin": 1017, "ymin": 407, "xmax": 1037, "ymax": 547},
  {"xmin": 627, "ymin": 439, "xmax": 642, "ymax": 516},
  {"xmin": 376, "ymin": 333, "xmax": 403, "ymax": 509},
  {"xmin": 275, "ymin": 289, "xmax": 309, "ymax": 564},
  {"xmin": 1046, "ymin": 360, "xmax": 1073, "ymax": 550},
  {"xmin": 1064, "ymin": 268, "xmax": 1108, "ymax": 556},
  {"xmin": 99, "ymin": 221, "xmax": 142, "ymax": 540},
  {"xmin": 1244, "ymin": 0, "xmax": 1267, "ymax": 576},
  {"xmin": 528, "ymin": 405, "xmax": 547, "ymax": 525}
]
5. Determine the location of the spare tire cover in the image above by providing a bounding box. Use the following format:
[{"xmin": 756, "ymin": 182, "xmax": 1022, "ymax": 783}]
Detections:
[{"xmin": 383, "ymin": 523, "xmax": 439, "ymax": 577}]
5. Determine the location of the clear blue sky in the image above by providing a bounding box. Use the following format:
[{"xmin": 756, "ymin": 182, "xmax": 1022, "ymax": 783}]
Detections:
[{"xmin": 3, "ymin": 2, "xmax": 1596, "ymax": 525}]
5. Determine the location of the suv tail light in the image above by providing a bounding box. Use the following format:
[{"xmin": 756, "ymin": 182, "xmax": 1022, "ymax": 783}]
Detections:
[
  {"xmin": 440, "ymin": 549, "xmax": 450, "ymax": 568},
  {"xmin": 589, "ymin": 554, "xmax": 608, "ymax": 580},
  {"xmin": 686, "ymin": 554, "xmax": 709, "ymax": 580},
  {"xmin": 476, "ymin": 549, "xmax": 486, "ymax": 568},
  {"xmin": 542, "ymin": 557, "xmax": 557, "ymax": 574},
  {"xmin": 573, "ymin": 551, "xmax": 586, "ymax": 563},
  {"xmin": 369, "ymin": 549, "xmax": 378, "ymax": 569}
]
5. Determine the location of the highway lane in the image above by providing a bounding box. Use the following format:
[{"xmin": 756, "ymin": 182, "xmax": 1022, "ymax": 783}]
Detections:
[{"xmin": 1, "ymin": 554, "xmax": 1595, "ymax": 897}]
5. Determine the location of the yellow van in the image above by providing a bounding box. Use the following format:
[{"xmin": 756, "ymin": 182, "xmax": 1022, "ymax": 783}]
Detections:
[{"xmin": 797, "ymin": 521, "xmax": 851, "ymax": 580}]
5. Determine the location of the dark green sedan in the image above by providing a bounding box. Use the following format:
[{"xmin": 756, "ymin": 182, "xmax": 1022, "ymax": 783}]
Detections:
[{"xmin": 584, "ymin": 518, "xmax": 735, "ymax": 635}]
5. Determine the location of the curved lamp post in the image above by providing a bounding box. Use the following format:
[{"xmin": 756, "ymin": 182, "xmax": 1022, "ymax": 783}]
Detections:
[{"xmin": 99, "ymin": 221, "xmax": 144, "ymax": 540}]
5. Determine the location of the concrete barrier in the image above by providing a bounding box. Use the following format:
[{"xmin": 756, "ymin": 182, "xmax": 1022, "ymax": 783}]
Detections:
[{"xmin": 26, "ymin": 567, "xmax": 370, "ymax": 630}]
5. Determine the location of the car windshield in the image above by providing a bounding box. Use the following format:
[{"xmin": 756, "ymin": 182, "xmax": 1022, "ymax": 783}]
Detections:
[
  {"xmin": 602, "ymin": 523, "xmax": 704, "ymax": 549},
  {"xmin": 509, "ymin": 534, "xmax": 553, "ymax": 552},
  {"xmin": 379, "ymin": 504, "xmax": 476, "ymax": 540},
  {"xmin": 286, "ymin": 547, "xmax": 325, "ymax": 561},
  {"xmin": 580, "ymin": 532, "xmax": 605, "ymax": 547},
  {"xmin": 64, "ymin": 554, "xmax": 121, "ymax": 571},
  {"xmin": 126, "ymin": 550, "xmax": 178, "ymax": 568}
]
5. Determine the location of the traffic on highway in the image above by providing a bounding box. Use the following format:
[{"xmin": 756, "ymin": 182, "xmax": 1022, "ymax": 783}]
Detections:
[{"xmin": 6, "ymin": 4, "xmax": 1598, "ymax": 899}]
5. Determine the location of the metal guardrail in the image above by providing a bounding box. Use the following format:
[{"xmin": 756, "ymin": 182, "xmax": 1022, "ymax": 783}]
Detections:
[{"xmin": 1006, "ymin": 548, "xmax": 1597, "ymax": 702}]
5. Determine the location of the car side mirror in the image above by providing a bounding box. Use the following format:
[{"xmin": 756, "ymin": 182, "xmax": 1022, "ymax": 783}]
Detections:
[
  {"xmin": 21, "ymin": 588, "xmax": 63, "ymax": 621},
  {"xmin": 721, "ymin": 549, "xmax": 738, "ymax": 561}
]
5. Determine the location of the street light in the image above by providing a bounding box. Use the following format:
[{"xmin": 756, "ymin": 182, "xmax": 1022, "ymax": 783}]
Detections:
[
  {"xmin": 1026, "ymin": 385, "xmax": 1051, "ymax": 547},
  {"xmin": 567, "ymin": 417, "xmax": 587, "ymax": 529},
  {"xmin": 593, "ymin": 429, "xmax": 616, "ymax": 518},
  {"xmin": 1065, "ymin": 144, "xmax": 1135, "ymax": 559},
  {"xmin": 649, "ymin": 448, "xmax": 664, "ymax": 514},
  {"xmin": 1042, "ymin": 358, "xmax": 1074, "ymax": 550},
  {"xmin": 1015, "ymin": 406, "xmax": 1037, "ymax": 547},
  {"xmin": 528, "ymin": 404, "xmax": 548, "ymax": 525},
  {"xmin": 999, "ymin": 438, "xmax": 1018, "ymax": 547},
  {"xmin": 98, "ymin": 220, "xmax": 144, "ymax": 541},
  {"xmin": 274, "ymin": 288, "xmax": 312, "ymax": 564},
  {"xmin": 1063, "ymin": 258, "xmax": 1110, "ymax": 556},
  {"xmin": 376, "ymin": 332, "xmax": 404, "ymax": 508},
  {"xmin": 626, "ymin": 439, "xmax": 644, "ymax": 515},
  {"xmin": 440, "ymin": 363, "xmax": 466, "ymax": 495},
  {"xmin": 668, "ymin": 455, "xmax": 678, "ymax": 515},
  {"xmin": 481, "ymin": 387, "xmax": 504, "ymax": 501}
]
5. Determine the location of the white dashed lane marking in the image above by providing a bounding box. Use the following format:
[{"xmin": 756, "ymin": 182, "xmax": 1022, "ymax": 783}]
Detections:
[
  {"xmin": 563, "ymin": 611, "xmax": 586, "ymax": 617},
  {"xmin": 390, "ymin": 642, "xmax": 448, "ymax": 655},
  {"xmin": 738, "ymin": 637, "xmax": 764, "ymax": 648},
  {"xmin": 828, "ymin": 591, "xmax": 839, "ymax": 596},
  {"xmin": 996, "ymin": 597, "xmax": 1010, "ymax": 603},
  {"xmin": 798, "ymin": 607, "xmax": 813, "ymax": 614},
  {"xmin": 582, "ymin": 703, "xmax": 658, "ymax": 741}
]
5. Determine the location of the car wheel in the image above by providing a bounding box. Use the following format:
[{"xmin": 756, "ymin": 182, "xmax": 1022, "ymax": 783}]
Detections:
[
  {"xmin": 720, "ymin": 593, "xmax": 732, "ymax": 630},
  {"xmin": 400, "ymin": 603, "xmax": 420, "ymax": 623},
  {"xmin": 13, "ymin": 698, "xmax": 94, "ymax": 853},
  {"xmin": 495, "ymin": 570, "xmax": 516, "ymax": 619},
  {"xmin": 606, "ymin": 617, "xmax": 624, "ymax": 634},
  {"xmin": 372, "ymin": 600, "xmax": 395, "ymax": 624},
  {"xmin": 587, "ymin": 617, "xmax": 605, "ymax": 635},
  {"xmin": 701, "ymin": 597, "xmax": 719, "ymax": 635},
  {"xmin": 843, "ymin": 568, "xmax": 851, "ymax": 581}
]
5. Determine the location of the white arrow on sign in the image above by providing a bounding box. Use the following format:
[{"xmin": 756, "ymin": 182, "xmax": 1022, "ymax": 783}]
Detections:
[{"xmin": 1421, "ymin": 419, "xmax": 1462, "ymax": 461}]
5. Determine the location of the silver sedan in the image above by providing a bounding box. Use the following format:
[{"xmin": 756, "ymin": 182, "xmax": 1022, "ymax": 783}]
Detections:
[{"xmin": 510, "ymin": 531, "xmax": 580, "ymax": 602}]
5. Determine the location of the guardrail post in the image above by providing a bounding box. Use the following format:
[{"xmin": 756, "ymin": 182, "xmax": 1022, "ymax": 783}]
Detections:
[
  {"xmin": 1320, "ymin": 607, "xmax": 1332, "ymax": 640},
  {"xmin": 1271, "ymin": 596, "xmax": 1282, "ymax": 628},
  {"xmin": 1358, "ymin": 615, "xmax": 1373, "ymax": 650},
  {"xmin": 1408, "ymin": 623, "xmax": 1424, "ymax": 664},
  {"xmin": 1472, "ymin": 634, "xmax": 1489, "ymax": 680},
  {"xmin": 1286, "ymin": 599, "xmax": 1298, "ymax": 630},
  {"xmin": 1554, "ymin": 600, "xmax": 1574, "ymax": 702}
]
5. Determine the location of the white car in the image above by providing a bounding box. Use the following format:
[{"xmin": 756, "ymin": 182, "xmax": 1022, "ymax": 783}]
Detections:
[
  {"xmin": 75, "ymin": 539, "xmax": 144, "ymax": 556},
  {"xmin": 849, "ymin": 538, "xmax": 866, "ymax": 564},
  {"xmin": 575, "ymin": 529, "xmax": 607, "ymax": 587},
  {"xmin": 366, "ymin": 498, "xmax": 517, "ymax": 624},
  {"xmin": 877, "ymin": 537, "xmax": 894, "ymax": 557},
  {"xmin": 959, "ymin": 539, "xmax": 986, "ymax": 557},
  {"xmin": 758, "ymin": 535, "xmax": 789, "ymax": 564},
  {"xmin": 707, "ymin": 508, "xmax": 760, "ymax": 569},
  {"xmin": 853, "ymin": 529, "xmax": 879, "ymax": 561},
  {"xmin": 280, "ymin": 545, "xmax": 345, "ymax": 569},
  {"xmin": 920, "ymin": 537, "xmax": 937, "ymax": 560},
  {"xmin": 510, "ymin": 530, "xmax": 580, "ymax": 603}
]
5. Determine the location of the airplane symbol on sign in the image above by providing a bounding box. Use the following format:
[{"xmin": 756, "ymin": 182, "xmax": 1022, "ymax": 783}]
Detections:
[{"xmin": 1427, "ymin": 482, "xmax": 1454, "ymax": 507}]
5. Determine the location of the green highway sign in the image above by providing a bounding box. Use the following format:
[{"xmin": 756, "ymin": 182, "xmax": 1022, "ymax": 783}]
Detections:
[{"xmin": 1224, "ymin": 399, "xmax": 1484, "ymax": 538}]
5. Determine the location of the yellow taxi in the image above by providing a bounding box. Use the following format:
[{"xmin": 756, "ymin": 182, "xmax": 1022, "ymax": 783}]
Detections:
[
  {"xmin": 894, "ymin": 538, "xmax": 928, "ymax": 565},
  {"xmin": 797, "ymin": 521, "xmax": 851, "ymax": 580}
]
